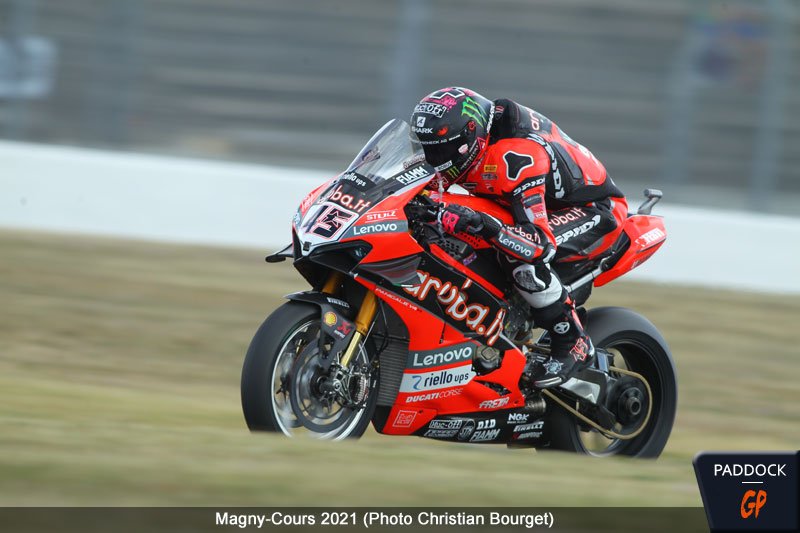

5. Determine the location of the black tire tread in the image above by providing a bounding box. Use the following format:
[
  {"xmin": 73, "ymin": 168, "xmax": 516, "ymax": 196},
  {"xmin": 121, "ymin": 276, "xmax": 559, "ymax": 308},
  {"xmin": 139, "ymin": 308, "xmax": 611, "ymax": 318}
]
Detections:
[
  {"xmin": 545, "ymin": 306, "xmax": 678, "ymax": 458},
  {"xmin": 240, "ymin": 301, "xmax": 376, "ymax": 438}
]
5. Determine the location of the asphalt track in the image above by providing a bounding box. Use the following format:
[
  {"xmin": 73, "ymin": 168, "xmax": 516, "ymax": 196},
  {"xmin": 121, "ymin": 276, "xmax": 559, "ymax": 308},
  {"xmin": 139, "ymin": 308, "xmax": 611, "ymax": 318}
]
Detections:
[{"xmin": 0, "ymin": 229, "xmax": 797, "ymax": 506}]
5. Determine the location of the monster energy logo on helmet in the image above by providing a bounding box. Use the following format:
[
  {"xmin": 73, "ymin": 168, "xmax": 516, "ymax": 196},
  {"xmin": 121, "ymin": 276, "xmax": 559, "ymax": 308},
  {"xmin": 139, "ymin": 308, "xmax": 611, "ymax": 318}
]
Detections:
[
  {"xmin": 445, "ymin": 166, "xmax": 460, "ymax": 179},
  {"xmin": 462, "ymin": 97, "xmax": 489, "ymax": 127}
]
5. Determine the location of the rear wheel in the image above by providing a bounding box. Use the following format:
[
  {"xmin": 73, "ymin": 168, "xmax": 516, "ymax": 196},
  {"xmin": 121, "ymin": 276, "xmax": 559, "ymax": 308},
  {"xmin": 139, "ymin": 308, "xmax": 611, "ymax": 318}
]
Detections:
[
  {"xmin": 241, "ymin": 301, "xmax": 378, "ymax": 439},
  {"xmin": 545, "ymin": 307, "xmax": 677, "ymax": 458}
]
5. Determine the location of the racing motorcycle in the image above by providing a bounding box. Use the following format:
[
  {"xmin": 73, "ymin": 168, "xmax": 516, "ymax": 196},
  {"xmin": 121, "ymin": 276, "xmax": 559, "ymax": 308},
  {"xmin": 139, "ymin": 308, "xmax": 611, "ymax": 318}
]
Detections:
[{"xmin": 241, "ymin": 119, "xmax": 677, "ymax": 457}]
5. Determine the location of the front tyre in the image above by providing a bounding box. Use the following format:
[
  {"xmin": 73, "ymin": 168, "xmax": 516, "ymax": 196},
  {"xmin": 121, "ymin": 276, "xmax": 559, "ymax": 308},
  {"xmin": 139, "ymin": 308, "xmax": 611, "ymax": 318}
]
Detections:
[
  {"xmin": 241, "ymin": 301, "xmax": 377, "ymax": 439},
  {"xmin": 546, "ymin": 307, "xmax": 678, "ymax": 458}
]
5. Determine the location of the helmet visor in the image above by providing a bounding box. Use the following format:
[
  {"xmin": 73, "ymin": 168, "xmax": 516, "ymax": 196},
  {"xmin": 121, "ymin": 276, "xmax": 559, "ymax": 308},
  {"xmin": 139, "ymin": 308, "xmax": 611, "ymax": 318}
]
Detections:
[{"xmin": 422, "ymin": 139, "xmax": 465, "ymax": 169}]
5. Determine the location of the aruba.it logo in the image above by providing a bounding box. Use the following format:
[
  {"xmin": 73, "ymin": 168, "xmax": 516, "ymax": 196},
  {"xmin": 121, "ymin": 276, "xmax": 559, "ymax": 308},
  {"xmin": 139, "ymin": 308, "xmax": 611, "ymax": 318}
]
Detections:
[{"xmin": 694, "ymin": 451, "xmax": 798, "ymax": 531}]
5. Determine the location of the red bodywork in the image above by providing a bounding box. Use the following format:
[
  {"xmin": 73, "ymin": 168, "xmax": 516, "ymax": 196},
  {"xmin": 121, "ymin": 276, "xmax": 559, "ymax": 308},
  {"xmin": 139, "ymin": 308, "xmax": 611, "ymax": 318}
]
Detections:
[
  {"xmin": 594, "ymin": 215, "xmax": 666, "ymax": 287},
  {"xmin": 294, "ymin": 173, "xmax": 666, "ymax": 437}
]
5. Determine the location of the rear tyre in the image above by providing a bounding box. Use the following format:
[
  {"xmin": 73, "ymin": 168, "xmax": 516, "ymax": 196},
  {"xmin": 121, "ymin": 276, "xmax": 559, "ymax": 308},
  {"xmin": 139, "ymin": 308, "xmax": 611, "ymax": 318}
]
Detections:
[
  {"xmin": 545, "ymin": 307, "xmax": 677, "ymax": 458},
  {"xmin": 241, "ymin": 301, "xmax": 377, "ymax": 439}
]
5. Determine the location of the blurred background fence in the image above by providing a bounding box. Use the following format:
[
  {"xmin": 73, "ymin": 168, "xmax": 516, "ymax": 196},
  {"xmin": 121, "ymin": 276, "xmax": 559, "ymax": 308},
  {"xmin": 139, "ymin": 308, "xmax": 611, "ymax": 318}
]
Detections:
[{"xmin": 0, "ymin": 0, "xmax": 797, "ymax": 214}]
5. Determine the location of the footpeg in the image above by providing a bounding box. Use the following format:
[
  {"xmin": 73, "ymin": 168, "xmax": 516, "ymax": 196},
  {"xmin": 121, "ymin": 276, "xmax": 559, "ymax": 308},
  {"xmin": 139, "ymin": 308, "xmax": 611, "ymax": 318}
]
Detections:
[{"xmin": 559, "ymin": 377, "xmax": 601, "ymax": 404}]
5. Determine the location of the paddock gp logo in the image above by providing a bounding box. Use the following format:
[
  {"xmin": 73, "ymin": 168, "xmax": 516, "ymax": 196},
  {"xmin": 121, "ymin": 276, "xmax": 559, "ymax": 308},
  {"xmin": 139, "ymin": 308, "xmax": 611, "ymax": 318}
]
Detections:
[
  {"xmin": 694, "ymin": 451, "xmax": 798, "ymax": 532},
  {"xmin": 741, "ymin": 489, "xmax": 767, "ymax": 519},
  {"xmin": 403, "ymin": 271, "xmax": 505, "ymax": 346}
]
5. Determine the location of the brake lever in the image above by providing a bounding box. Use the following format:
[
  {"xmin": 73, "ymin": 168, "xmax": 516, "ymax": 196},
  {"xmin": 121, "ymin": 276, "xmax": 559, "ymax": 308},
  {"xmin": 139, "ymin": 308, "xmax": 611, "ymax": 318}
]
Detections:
[
  {"xmin": 432, "ymin": 202, "xmax": 446, "ymax": 239},
  {"xmin": 407, "ymin": 196, "xmax": 446, "ymax": 241},
  {"xmin": 409, "ymin": 195, "xmax": 439, "ymax": 220}
]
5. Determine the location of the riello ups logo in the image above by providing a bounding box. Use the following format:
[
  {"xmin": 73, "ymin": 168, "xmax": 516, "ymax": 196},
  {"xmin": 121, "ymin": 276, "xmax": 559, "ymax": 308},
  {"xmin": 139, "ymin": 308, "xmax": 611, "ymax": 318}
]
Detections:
[{"xmin": 694, "ymin": 451, "xmax": 798, "ymax": 532}]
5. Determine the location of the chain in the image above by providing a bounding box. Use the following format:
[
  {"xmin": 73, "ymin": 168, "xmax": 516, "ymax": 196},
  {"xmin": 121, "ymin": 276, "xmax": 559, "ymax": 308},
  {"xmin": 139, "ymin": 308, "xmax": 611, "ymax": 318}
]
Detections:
[{"xmin": 542, "ymin": 366, "xmax": 653, "ymax": 441}]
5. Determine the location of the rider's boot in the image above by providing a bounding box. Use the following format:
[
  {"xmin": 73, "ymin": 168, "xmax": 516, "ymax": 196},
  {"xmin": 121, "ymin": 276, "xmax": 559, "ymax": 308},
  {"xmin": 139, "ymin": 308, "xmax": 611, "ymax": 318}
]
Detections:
[{"xmin": 530, "ymin": 293, "xmax": 595, "ymax": 389}]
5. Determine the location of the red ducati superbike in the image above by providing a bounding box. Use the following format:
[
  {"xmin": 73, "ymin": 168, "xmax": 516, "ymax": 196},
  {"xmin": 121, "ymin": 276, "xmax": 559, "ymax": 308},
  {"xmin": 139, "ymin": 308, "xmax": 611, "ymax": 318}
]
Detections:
[{"xmin": 241, "ymin": 120, "xmax": 677, "ymax": 457}]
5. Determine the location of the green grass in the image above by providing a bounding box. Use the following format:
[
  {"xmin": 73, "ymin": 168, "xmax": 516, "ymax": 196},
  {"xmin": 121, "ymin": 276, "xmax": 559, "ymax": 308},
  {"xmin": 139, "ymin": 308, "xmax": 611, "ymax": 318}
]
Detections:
[{"xmin": 0, "ymin": 229, "xmax": 797, "ymax": 506}]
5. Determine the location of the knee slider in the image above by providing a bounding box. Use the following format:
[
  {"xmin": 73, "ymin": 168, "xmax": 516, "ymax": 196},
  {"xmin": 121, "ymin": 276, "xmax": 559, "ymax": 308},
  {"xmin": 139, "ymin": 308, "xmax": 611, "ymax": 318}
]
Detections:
[{"xmin": 512, "ymin": 262, "xmax": 552, "ymax": 293}]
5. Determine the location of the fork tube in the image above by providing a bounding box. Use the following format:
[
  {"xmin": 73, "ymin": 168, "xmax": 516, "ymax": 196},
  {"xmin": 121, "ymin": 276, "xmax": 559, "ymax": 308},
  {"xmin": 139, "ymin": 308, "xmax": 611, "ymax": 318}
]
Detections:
[
  {"xmin": 339, "ymin": 291, "xmax": 378, "ymax": 368},
  {"xmin": 354, "ymin": 291, "xmax": 378, "ymax": 335},
  {"xmin": 321, "ymin": 271, "xmax": 343, "ymax": 294}
]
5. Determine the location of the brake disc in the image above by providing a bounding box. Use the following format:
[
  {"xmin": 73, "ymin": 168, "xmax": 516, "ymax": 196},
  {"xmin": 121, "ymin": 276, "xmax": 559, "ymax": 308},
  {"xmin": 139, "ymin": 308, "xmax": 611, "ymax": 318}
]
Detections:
[{"xmin": 288, "ymin": 343, "xmax": 352, "ymax": 434}]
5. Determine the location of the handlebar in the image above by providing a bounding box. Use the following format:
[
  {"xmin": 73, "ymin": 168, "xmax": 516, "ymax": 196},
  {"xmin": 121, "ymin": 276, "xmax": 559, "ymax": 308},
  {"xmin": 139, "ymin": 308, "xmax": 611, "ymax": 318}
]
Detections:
[{"xmin": 406, "ymin": 195, "xmax": 440, "ymax": 223}]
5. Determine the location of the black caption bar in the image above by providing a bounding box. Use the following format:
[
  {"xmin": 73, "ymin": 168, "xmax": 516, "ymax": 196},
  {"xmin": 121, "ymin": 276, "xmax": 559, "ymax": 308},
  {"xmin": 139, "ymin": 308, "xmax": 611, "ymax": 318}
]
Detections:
[
  {"xmin": 0, "ymin": 508, "xmax": 707, "ymax": 533},
  {"xmin": 216, "ymin": 510, "xmax": 551, "ymax": 529}
]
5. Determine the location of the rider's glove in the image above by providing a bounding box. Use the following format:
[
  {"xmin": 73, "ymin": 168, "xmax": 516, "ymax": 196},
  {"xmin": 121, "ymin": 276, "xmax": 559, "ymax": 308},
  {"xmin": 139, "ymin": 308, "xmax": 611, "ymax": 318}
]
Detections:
[
  {"xmin": 439, "ymin": 204, "xmax": 497, "ymax": 235},
  {"xmin": 439, "ymin": 204, "xmax": 484, "ymax": 235}
]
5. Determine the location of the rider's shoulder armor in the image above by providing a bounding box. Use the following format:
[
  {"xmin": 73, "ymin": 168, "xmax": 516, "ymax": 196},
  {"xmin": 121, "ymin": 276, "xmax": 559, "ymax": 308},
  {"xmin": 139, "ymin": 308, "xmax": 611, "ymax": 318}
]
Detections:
[
  {"xmin": 465, "ymin": 138, "xmax": 549, "ymax": 199},
  {"xmin": 489, "ymin": 98, "xmax": 554, "ymax": 142},
  {"xmin": 475, "ymin": 99, "xmax": 624, "ymax": 206}
]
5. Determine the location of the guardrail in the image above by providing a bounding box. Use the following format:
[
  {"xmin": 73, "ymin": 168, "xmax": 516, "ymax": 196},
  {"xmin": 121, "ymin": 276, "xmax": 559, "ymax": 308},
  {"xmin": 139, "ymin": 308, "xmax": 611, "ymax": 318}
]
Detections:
[{"xmin": 2, "ymin": 141, "xmax": 798, "ymax": 294}]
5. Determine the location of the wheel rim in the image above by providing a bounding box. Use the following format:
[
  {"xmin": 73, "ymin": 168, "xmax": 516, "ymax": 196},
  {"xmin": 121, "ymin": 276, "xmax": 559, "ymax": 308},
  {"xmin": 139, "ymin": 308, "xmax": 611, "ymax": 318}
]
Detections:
[
  {"xmin": 270, "ymin": 319, "xmax": 372, "ymax": 440},
  {"xmin": 576, "ymin": 339, "xmax": 662, "ymax": 456}
]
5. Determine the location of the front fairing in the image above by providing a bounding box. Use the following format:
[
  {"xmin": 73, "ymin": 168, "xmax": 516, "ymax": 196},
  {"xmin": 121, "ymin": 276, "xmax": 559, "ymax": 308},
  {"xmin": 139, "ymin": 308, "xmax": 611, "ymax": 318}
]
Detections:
[
  {"xmin": 292, "ymin": 120, "xmax": 436, "ymax": 258},
  {"xmin": 288, "ymin": 121, "xmax": 529, "ymax": 427}
]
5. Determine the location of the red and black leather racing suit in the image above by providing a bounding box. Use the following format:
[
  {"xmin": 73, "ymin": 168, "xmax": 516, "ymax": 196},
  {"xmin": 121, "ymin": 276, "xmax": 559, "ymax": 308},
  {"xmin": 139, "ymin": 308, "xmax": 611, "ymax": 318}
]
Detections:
[{"xmin": 459, "ymin": 99, "xmax": 629, "ymax": 311}]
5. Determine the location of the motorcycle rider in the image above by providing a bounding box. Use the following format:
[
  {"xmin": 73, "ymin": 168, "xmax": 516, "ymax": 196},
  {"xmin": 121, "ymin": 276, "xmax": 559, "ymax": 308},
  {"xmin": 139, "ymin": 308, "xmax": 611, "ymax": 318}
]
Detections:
[{"xmin": 410, "ymin": 87, "xmax": 628, "ymax": 388}]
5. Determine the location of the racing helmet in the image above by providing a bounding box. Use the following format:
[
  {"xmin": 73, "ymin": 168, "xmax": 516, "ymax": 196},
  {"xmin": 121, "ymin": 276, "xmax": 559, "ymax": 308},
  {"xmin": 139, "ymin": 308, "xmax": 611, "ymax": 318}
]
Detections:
[{"xmin": 410, "ymin": 87, "xmax": 493, "ymax": 187}]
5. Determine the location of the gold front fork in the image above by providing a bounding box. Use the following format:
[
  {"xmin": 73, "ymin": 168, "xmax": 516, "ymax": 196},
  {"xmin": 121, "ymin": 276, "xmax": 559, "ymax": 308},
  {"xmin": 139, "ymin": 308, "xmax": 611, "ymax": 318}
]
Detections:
[
  {"xmin": 339, "ymin": 291, "xmax": 378, "ymax": 368},
  {"xmin": 321, "ymin": 271, "xmax": 344, "ymax": 295}
]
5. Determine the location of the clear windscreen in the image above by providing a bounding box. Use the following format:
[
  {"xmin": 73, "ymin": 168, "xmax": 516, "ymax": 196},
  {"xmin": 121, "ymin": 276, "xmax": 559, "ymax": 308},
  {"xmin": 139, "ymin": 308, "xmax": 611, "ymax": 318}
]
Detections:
[
  {"xmin": 306, "ymin": 119, "xmax": 435, "ymax": 213},
  {"xmin": 346, "ymin": 119, "xmax": 426, "ymax": 180},
  {"xmin": 295, "ymin": 120, "xmax": 436, "ymax": 249}
]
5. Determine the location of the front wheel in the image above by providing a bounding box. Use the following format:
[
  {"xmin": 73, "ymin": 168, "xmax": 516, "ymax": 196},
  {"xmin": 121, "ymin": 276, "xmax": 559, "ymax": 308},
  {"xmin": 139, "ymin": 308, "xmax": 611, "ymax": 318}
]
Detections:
[
  {"xmin": 545, "ymin": 307, "xmax": 678, "ymax": 458},
  {"xmin": 241, "ymin": 301, "xmax": 378, "ymax": 439}
]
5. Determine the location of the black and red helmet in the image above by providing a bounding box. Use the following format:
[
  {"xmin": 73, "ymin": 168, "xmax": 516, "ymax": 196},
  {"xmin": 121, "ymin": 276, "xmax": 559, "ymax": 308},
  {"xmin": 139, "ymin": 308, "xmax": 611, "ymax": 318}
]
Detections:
[{"xmin": 410, "ymin": 87, "xmax": 493, "ymax": 186}]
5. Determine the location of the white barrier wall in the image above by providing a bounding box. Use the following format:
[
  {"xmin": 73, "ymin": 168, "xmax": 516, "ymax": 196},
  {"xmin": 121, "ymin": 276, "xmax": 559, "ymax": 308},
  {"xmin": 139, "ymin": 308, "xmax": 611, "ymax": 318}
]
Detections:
[
  {"xmin": 2, "ymin": 140, "xmax": 799, "ymax": 294},
  {"xmin": 0, "ymin": 140, "xmax": 330, "ymax": 248}
]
